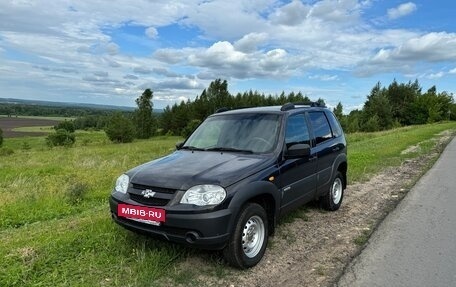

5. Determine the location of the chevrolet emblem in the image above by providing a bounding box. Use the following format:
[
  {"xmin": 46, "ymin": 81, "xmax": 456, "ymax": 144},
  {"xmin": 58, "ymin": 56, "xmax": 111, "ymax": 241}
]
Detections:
[{"xmin": 141, "ymin": 189, "xmax": 156, "ymax": 198}]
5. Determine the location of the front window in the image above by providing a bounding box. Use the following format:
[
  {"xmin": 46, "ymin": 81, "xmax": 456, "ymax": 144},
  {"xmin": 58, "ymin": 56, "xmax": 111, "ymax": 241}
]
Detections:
[{"xmin": 184, "ymin": 113, "xmax": 281, "ymax": 153}]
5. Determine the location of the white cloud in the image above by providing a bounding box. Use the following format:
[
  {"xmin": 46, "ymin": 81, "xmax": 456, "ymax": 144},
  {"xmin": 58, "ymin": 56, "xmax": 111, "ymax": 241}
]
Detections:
[
  {"xmin": 133, "ymin": 66, "xmax": 152, "ymax": 74},
  {"xmin": 0, "ymin": 0, "xmax": 454, "ymax": 108},
  {"xmin": 358, "ymin": 32, "xmax": 456, "ymax": 76},
  {"xmin": 270, "ymin": 0, "xmax": 310, "ymax": 26},
  {"xmin": 387, "ymin": 2, "xmax": 417, "ymax": 20},
  {"xmin": 426, "ymin": 72, "xmax": 444, "ymax": 79},
  {"xmin": 145, "ymin": 27, "xmax": 158, "ymax": 39},
  {"xmin": 181, "ymin": 0, "xmax": 270, "ymax": 40},
  {"xmin": 309, "ymin": 74, "xmax": 339, "ymax": 81},
  {"xmin": 234, "ymin": 32, "xmax": 268, "ymax": 53}
]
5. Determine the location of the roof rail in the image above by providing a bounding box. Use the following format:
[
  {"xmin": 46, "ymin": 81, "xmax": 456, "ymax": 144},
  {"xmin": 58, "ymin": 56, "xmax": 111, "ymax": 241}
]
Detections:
[
  {"xmin": 280, "ymin": 103, "xmax": 295, "ymax": 111},
  {"xmin": 280, "ymin": 101, "xmax": 326, "ymax": 111},
  {"xmin": 215, "ymin": 107, "xmax": 229, "ymax": 113},
  {"xmin": 294, "ymin": 101, "xmax": 326, "ymax": 108}
]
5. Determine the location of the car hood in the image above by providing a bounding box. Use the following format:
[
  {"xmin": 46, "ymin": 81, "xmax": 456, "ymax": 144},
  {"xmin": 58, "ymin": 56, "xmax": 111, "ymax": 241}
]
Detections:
[{"xmin": 128, "ymin": 150, "xmax": 273, "ymax": 190}]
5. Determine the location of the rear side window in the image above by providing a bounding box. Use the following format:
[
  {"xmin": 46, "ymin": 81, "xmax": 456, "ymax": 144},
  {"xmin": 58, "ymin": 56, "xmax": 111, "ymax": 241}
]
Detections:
[
  {"xmin": 326, "ymin": 112, "xmax": 342, "ymax": 138},
  {"xmin": 309, "ymin": 112, "xmax": 332, "ymax": 144},
  {"xmin": 285, "ymin": 114, "xmax": 310, "ymax": 148}
]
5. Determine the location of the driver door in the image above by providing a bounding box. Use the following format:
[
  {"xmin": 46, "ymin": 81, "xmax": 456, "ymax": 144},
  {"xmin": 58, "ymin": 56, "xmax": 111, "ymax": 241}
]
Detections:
[{"xmin": 279, "ymin": 113, "xmax": 317, "ymax": 214}]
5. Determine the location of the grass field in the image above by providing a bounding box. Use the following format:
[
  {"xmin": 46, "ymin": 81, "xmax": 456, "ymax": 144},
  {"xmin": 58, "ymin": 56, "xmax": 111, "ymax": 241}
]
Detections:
[{"xmin": 1, "ymin": 122, "xmax": 455, "ymax": 286}]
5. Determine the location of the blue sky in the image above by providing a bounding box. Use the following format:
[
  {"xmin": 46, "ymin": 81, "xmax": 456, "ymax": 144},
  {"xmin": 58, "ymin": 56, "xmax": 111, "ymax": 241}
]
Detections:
[{"xmin": 0, "ymin": 0, "xmax": 455, "ymax": 111}]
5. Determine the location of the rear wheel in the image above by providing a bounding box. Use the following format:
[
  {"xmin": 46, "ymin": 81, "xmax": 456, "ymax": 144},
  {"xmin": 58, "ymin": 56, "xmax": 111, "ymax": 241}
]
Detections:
[
  {"xmin": 321, "ymin": 171, "xmax": 345, "ymax": 211},
  {"xmin": 223, "ymin": 203, "xmax": 268, "ymax": 269}
]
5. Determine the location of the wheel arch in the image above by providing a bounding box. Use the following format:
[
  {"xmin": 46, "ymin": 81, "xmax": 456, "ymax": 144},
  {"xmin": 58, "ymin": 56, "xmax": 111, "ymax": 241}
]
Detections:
[
  {"xmin": 337, "ymin": 161, "xmax": 348, "ymax": 189},
  {"xmin": 228, "ymin": 181, "xmax": 280, "ymax": 235},
  {"xmin": 332, "ymin": 153, "xmax": 347, "ymax": 189}
]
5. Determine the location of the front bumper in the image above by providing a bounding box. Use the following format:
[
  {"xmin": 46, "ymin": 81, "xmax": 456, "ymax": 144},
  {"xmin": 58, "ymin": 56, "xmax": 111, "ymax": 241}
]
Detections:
[{"xmin": 109, "ymin": 196, "xmax": 232, "ymax": 250}]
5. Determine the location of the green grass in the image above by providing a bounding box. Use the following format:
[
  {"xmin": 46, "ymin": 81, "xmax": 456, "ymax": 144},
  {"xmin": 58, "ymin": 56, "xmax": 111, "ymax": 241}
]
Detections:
[
  {"xmin": 12, "ymin": 126, "xmax": 55, "ymax": 133},
  {"xmin": 346, "ymin": 122, "xmax": 456, "ymax": 182},
  {"xmin": 353, "ymin": 228, "xmax": 372, "ymax": 246},
  {"xmin": 0, "ymin": 122, "xmax": 455, "ymax": 286}
]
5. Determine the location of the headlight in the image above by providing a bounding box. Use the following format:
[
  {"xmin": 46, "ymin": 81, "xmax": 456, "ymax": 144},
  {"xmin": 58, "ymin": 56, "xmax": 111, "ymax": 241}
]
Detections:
[
  {"xmin": 180, "ymin": 185, "xmax": 226, "ymax": 206},
  {"xmin": 115, "ymin": 174, "xmax": 129, "ymax": 194}
]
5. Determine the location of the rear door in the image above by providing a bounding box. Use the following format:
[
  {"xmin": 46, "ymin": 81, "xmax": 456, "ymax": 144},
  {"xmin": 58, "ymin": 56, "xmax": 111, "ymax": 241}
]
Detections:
[
  {"xmin": 308, "ymin": 111, "xmax": 338, "ymax": 194},
  {"xmin": 279, "ymin": 113, "xmax": 317, "ymax": 213}
]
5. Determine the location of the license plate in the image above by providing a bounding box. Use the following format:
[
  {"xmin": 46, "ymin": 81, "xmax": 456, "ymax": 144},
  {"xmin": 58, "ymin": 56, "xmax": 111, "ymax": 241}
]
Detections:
[{"xmin": 118, "ymin": 204, "xmax": 166, "ymax": 223}]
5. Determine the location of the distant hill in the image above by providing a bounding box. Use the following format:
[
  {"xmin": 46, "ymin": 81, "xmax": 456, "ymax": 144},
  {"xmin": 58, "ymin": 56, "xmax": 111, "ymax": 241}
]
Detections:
[{"xmin": 0, "ymin": 98, "xmax": 163, "ymax": 113}]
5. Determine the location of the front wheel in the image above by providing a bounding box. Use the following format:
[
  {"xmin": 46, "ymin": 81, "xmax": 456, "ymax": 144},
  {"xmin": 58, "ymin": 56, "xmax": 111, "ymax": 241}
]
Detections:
[
  {"xmin": 223, "ymin": 203, "xmax": 268, "ymax": 269},
  {"xmin": 321, "ymin": 171, "xmax": 345, "ymax": 211}
]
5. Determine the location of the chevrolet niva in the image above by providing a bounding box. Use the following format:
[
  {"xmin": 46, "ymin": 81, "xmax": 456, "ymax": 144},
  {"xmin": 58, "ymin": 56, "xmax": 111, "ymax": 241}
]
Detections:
[{"xmin": 110, "ymin": 102, "xmax": 347, "ymax": 269}]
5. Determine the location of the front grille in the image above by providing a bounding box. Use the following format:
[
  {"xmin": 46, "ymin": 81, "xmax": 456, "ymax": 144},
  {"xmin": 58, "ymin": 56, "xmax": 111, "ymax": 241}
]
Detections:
[
  {"xmin": 129, "ymin": 183, "xmax": 178, "ymax": 207},
  {"xmin": 131, "ymin": 183, "xmax": 177, "ymax": 194},
  {"xmin": 129, "ymin": 194, "xmax": 169, "ymax": 206}
]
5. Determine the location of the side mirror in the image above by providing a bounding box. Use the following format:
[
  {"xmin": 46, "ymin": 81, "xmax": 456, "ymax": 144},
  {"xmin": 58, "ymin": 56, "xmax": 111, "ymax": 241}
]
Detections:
[
  {"xmin": 285, "ymin": 144, "xmax": 311, "ymax": 159},
  {"xmin": 175, "ymin": 141, "xmax": 184, "ymax": 150}
]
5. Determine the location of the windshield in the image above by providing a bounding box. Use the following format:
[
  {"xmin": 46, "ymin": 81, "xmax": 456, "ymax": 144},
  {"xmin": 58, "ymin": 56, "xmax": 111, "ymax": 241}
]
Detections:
[{"xmin": 183, "ymin": 113, "xmax": 281, "ymax": 153}]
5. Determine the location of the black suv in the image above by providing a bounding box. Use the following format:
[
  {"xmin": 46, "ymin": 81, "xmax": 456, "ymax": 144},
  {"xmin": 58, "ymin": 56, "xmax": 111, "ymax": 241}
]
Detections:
[{"xmin": 110, "ymin": 103, "xmax": 347, "ymax": 268}]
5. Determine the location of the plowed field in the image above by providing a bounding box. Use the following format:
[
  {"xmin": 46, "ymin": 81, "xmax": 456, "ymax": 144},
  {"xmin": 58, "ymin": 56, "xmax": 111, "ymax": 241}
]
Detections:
[{"xmin": 0, "ymin": 117, "xmax": 60, "ymax": 138}]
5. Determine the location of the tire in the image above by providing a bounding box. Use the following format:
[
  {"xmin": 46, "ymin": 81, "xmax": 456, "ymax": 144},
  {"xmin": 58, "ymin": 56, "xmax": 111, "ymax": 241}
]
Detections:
[
  {"xmin": 321, "ymin": 171, "xmax": 345, "ymax": 211},
  {"xmin": 223, "ymin": 203, "xmax": 268, "ymax": 269}
]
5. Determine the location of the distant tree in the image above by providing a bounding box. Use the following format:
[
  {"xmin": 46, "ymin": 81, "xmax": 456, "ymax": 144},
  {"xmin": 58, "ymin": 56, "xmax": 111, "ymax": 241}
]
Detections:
[
  {"xmin": 346, "ymin": 110, "xmax": 362, "ymax": 133},
  {"xmin": 182, "ymin": 119, "xmax": 202, "ymax": 138},
  {"xmin": 105, "ymin": 113, "xmax": 135, "ymax": 143},
  {"xmin": 316, "ymin": 98, "xmax": 326, "ymax": 107},
  {"xmin": 133, "ymin": 88, "xmax": 155, "ymax": 139},
  {"xmin": 54, "ymin": 120, "xmax": 75, "ymax": 133},
  {"xmin": 73, "ymin": 114, "xmax": 110, "ymax": 130},
  {"xmin": 361, "ymin": 82, "xmax": 393, "ymax": 131},
  {"xmin": 46, "ymin": 129, "xmax": 75, "ymax": 147},
  {"xmin": 386, "ymin": 79, "xmax": 421, "ymax": 125},
  {"xmin": 450, "ymin": 103, "xmax": 456, "ymax": 121},
  {"xmin": 333, "ymin": 102, "xmax": 344, "ymax": 120},
  {"xmin": 333, "ymin": 102, "xmax": 348, "ymax": 131},
  {"xmin": 0, "ymin": 127, "xmax": 3, "ymax": 147},
  {"xmin": 207, "ymin": 79, "xmax": 231, "ymax": 110}
]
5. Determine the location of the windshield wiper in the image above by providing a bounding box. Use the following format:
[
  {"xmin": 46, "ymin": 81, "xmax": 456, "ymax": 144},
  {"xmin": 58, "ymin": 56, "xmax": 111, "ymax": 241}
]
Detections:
[
  {"xmin": 180, "ymin": 145, "xmax": 206, "ymax": 151},
  {"xmin": 205, "ymin": 147, "xmax": 253, "ymax": 154}
]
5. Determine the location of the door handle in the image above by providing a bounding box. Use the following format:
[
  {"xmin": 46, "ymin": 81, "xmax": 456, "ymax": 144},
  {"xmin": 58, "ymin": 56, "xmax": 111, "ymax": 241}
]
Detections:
[{"xmin": 309, "ymin": 155, "xmax": 317, "ymax": 161}]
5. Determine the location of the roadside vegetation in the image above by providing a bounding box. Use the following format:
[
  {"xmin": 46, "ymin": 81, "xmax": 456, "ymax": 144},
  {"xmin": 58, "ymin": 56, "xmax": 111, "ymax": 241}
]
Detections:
[{"xmin": 1, "ymin": 121, "xmax": 456, "ymax": 286}]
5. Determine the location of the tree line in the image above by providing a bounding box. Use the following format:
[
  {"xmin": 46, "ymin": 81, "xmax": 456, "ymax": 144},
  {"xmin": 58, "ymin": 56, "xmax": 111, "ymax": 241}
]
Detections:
[
  {"xmin": 2, "ymin": 78, "xmax": 454, "ymax": 145},
  {"xmin": 160, "ymin": 79, "xmax": 325, "ymax": 137},
  {"xmin": 0, "ymin": 103, "xmax": 128, "ymax": 118},
  {"xmin": 47, "ymin": 78, "xmax": 456, "ymax": 143},
  {"xmin": 334, "ymin": 80, "xmax": 455, "ymax": 133},
  {"xmin": 159, "ymin": 78, "xmax": 455, "ymax": 136}
]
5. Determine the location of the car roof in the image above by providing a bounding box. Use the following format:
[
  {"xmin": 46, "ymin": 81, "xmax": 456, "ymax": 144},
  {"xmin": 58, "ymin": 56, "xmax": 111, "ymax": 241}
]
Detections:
[{"xmin": 213, "ymin": 104, "xmax": 329, "ymax": 116}]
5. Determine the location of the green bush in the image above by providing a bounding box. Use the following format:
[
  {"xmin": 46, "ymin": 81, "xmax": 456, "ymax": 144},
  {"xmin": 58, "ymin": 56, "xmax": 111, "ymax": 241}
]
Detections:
[
  {"xmin": 54, "ymin": 120, "xmax": 75, "ymax": 133},
  {"xmin": 0, "ymin": 127, "xmax": 3, "ymax": 147},
  {"xmin": 105, "ymin": 113, "xmax": 135, "ymax": 143},
  {"xmin": 65, "ymin": 181, "xmax": 88, "ymax": 204},
  {"xmin": 46, "ymin": 129, "xmax": 76, "ymax": 147}
]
